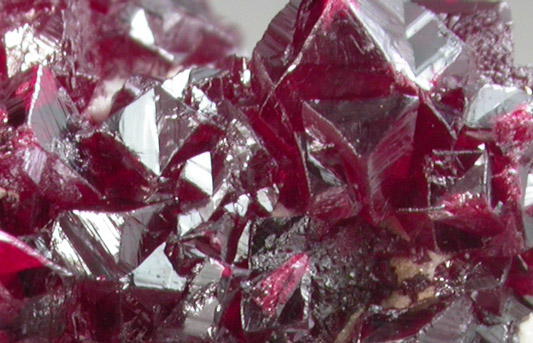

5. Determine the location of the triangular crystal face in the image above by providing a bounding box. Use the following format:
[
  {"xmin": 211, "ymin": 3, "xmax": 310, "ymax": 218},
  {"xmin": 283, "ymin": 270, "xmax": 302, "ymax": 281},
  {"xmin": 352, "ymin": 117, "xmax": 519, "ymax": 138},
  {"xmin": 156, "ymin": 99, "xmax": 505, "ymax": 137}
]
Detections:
[
  {"xmin": 241, "ymin": 253, "xmax": 309, "ymax": 333},
  {"xmin": 180, "ymin": 152, "xmax": 213, "ymax": 196},
  {"xmin": 51, "ymin": 203, "xmax": 174, "ymax": 279},
  {"xmin": 129, "ymin": 243, "xmax": 187, "ymax": 291},
  {"xmin": 3, "ymin": 65, "xmax": 76, "ymax": 152},
  {"xmin": 104, "ymin": 86, "xmax": 192, "ymax": 178},
  {"xmin": 116, "ymin": 89, "xmax": 161, "ymax": 175},
  {"xmin": 88, "ymin": 80, "xmax": 223, "ymax": 197},
  {"xmin": 425, "ymin": 148, "xmax": 491, "ymax": 206}
]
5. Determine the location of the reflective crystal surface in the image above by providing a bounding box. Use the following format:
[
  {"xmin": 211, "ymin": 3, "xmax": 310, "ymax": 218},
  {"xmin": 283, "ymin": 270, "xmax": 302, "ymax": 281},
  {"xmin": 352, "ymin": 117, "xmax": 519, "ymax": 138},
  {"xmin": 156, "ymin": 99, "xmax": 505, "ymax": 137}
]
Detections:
[
  {"xmin": 2, "ymin": 0, "xmax": 533, "ymax": 342},
  {"xmin": 0, "ymin": 0, "xmax": 238, "ymax": 117}
]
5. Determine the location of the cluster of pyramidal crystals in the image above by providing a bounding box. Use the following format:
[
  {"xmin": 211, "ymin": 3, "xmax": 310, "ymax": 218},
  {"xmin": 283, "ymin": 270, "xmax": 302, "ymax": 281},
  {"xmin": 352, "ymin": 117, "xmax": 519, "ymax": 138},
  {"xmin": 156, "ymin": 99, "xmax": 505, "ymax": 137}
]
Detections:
[{"xmin": 3, "ymin": 0, "xmax": 533, "ymax": 342}]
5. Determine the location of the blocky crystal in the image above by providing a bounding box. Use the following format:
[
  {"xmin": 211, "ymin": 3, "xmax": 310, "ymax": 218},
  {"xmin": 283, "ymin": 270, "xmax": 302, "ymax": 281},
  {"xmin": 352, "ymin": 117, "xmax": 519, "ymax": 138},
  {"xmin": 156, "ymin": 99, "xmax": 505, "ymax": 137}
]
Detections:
[{"xmin": 1, "ymin": 0, "xmax": 533, "ymax": 342}]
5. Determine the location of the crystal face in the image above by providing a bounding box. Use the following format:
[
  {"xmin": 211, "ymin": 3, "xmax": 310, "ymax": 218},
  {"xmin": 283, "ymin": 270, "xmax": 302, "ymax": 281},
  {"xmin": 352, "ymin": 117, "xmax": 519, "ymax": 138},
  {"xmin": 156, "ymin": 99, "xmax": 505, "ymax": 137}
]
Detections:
[{"xmin": 1, "ymin": 0, "xmax": 533, "ymax": 342}]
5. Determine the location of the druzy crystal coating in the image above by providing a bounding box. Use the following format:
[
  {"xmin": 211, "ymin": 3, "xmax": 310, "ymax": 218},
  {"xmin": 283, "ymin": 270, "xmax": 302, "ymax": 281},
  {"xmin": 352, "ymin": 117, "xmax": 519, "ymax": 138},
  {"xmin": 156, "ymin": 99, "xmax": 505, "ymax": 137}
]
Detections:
[{"xmin": 1, "ymin": 0, "xmax": 533, "ymax": 342}]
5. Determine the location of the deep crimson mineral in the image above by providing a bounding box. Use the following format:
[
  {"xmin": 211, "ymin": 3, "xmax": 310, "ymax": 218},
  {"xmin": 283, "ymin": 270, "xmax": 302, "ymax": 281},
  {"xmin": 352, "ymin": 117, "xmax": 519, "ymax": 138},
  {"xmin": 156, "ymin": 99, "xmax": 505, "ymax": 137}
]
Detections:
[{"xmin": 1, "ymin": 0, "xmax": 533, "ymax": 342}]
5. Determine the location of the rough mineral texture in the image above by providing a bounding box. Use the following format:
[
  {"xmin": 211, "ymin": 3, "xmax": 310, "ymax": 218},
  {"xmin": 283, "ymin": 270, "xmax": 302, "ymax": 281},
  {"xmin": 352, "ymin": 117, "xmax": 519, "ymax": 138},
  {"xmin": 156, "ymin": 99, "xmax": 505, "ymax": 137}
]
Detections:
[{"xmin": 1, "ymin": 0, "xmax": 533, "ymax": 342}]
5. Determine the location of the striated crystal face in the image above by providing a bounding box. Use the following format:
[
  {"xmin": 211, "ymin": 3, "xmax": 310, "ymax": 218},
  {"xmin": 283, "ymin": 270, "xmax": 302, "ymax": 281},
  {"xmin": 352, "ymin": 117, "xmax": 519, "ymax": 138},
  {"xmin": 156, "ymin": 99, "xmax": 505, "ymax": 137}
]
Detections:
[{"xmin": 2, "ymin": 0, "xmax": 533, "ymax": 342}]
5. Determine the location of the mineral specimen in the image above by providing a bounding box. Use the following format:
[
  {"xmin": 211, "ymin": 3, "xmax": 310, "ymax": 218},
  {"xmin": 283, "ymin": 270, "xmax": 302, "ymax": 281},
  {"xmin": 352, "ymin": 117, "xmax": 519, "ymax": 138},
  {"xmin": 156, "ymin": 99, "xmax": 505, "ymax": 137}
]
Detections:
[{"xmin": 1, "ymin": 0, "xmax": 533, "ymax": 342}]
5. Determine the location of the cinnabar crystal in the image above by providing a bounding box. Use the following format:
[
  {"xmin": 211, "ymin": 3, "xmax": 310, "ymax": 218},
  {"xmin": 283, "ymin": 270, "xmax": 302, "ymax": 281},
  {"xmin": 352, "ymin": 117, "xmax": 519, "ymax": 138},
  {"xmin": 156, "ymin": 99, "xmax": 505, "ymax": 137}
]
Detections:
[{"xmin": 1, "ymin": 0, "xmax": 533, "ymax": 342}]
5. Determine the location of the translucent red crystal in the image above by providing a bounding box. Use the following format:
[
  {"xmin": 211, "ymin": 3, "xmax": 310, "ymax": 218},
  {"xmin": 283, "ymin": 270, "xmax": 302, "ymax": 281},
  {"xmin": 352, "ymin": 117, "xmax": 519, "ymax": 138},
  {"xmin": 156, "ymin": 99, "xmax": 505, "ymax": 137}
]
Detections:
[{"xmin": 1, "ymin": 0, "xmax": 533, "ymax": 342}]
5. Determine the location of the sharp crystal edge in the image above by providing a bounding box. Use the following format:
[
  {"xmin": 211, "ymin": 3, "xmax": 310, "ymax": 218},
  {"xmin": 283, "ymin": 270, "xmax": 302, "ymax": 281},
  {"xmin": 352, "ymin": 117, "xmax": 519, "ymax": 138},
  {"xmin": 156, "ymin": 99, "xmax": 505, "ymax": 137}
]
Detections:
[{"xmin": 1, "ymin": 0, "xmax": 533, "ymax": 342}]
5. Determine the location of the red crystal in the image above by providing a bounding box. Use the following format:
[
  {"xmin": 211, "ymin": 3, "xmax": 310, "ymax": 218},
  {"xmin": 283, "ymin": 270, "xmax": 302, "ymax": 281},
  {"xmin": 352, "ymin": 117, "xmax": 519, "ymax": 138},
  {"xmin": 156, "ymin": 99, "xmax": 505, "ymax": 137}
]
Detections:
[
  {"xmin": 0, "ymin": 230, "xmax": 46, "ymax": 275},
  {"xmin": 1, "ymin": 0, "xmax": 533, "ymax": 342}
]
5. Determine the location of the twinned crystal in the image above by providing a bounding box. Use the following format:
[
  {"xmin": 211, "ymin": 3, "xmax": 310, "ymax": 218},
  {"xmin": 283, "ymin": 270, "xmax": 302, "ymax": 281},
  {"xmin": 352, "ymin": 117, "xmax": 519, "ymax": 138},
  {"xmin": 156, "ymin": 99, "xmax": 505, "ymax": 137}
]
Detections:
[{"xmin": 1, "ymin": 0, "xmax": 533, "ymax": 342}]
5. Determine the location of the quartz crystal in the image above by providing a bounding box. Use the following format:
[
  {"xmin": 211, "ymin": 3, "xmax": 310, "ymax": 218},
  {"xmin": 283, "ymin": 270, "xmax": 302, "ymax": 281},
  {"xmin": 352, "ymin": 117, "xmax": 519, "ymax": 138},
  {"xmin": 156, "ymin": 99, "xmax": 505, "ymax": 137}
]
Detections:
[{"xmin": 1, "ymin": 0, "xmax": 533, "ymax": 342}]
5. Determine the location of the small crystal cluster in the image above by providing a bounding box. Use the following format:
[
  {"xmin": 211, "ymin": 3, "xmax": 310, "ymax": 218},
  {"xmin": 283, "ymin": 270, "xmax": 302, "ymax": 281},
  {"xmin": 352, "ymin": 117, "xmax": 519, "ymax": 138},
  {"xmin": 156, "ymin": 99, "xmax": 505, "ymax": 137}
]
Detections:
[{"xmin": 2, "ymin": 0, "xmax": 533, "ymax": 342}]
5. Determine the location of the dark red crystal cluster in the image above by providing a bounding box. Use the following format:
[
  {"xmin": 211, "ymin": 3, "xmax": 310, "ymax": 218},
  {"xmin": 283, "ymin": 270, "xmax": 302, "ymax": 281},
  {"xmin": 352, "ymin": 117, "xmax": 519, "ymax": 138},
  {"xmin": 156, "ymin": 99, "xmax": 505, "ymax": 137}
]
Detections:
[{"xmin": 1, "ymin": 0, "xmax": 533, "ymax": 342}]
